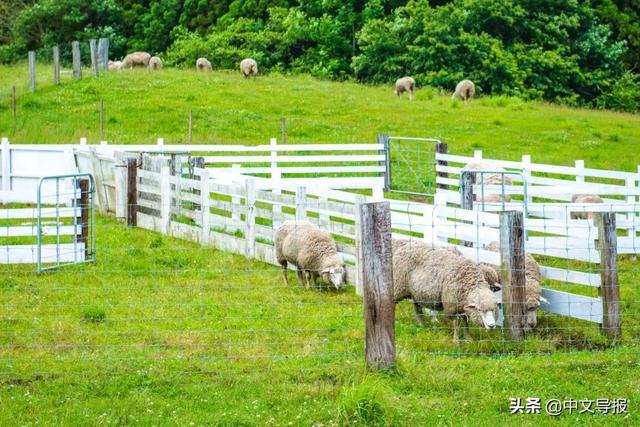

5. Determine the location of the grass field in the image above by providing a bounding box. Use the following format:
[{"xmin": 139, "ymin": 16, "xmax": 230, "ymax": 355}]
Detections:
[{"xmin": 1, "ymin": 62, "xmax": 639, "ymax": 425}]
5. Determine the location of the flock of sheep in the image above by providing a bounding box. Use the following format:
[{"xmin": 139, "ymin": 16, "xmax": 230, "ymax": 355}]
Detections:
[
  {"xmin": 395, "ymin": 76, "xmax": 476, "ymax": 103},
  {"xmin": 107, "ymin": 51, "xmax": 259, "ymax": 77},
  {"xmin": 274, "ymin": 161, "xmax": 605, "ymax": 342}
]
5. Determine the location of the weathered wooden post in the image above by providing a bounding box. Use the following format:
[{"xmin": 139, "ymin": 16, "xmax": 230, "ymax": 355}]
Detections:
[
  {"xmin": 53, "ymin": 46, "xmax": 60, "ymax": 84},
  {"xmin": 97, "ymin": 38, "xmax": 109, "ymax": 70},
  {"xmin": 72, "ymin": 41, "xmax": 82, "ymax": 80},
  {"xmin": 113, "ymin": 152, "xmax": 127, "ymax": 219},
  {"xmin": 435, "ymin": 142, "xmax": 448, "ymax": 190},
  {"xmin": 296, "ymin": 186, "xmax": 307, "ymax": 222},
  {"xmin": 28, "ymin": 51, "xmax": 36, "ymax": 92},
  {"xmin": 499, "ymin": 211, "xmax": 527, "ymax": 341},
  {"xmin": 460, "ymin": 170, "xmax": 474, "ymax": 246},
  {"xmin": 357, "ymin": 201, "xmax": 395, "ymax": 371},
  {"xmin": 90, "ymin": 39, "xmax": 98, "ymax": 76},
  {"xmin": 594, "ymin": 212, "xmax": 621, "ymax": 341},
  {"xmin": 11, "ymin": 86, "xmax": 16, "ymax": 120},
  {"xmin": 245, "ymin": 179, "xmax": 256, "ymax": 259},
  {"xmin": 126, "ymin": 157, "xmax": 138, "ymax": 226},
  {"xmin": 377, "ymin": 134, "xmax": 391, "ymax": 191},
  {"xmin": 160, "ymin": 165, "xmax": 171, "ymax": 235}
]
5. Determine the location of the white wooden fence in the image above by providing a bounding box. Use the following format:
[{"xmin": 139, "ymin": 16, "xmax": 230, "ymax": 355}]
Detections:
[{"xmin": 436, "ymin": 149, "xmax": 640, "ymax": 254}]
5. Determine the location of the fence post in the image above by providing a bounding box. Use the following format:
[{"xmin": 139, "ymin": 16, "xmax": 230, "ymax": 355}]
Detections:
[
  {"xmin": 11, "ymin": 86, "xmax": 16, "ymax": 120},
  {"xmin": 435, "ymin": 141, "xmax": 448, "ymax": 191},
  {"xmin": 460, "ymin": 171, "xmax": 474, "ymax": 210},
  {"xmin": 28, "ymin": 51, "xmax": 36, "ymax": 92},
  {"xmin": 160, "ymin": 165, "xmax": 171, "ymax": 235},
  {"xmin": 72, "ymin": 41, "xmax": 82, "ymax": 80},
  {"xmin": 90, "ymin": 39, "xmax": 98, "ymax": 76},
  {"xmin": 126, "ymin": 157, "xmax": 138, "ymax": 226},
  {"xmin": 296, "ymin": 186, "xmax": 307, "ymax": 222},
  {"xmin": 522, "ymin": 155, "xmax": 532, "ymax": 205},
  {"xmin": 2, "ymin": 137, "xmax": 10, "ymax": 192},
  {"xmin": 625, "ymin": 176, "xmax": 636, "ymax": 260},
  {"xmin": 594, "ymin": 212, "xmax": 621, "ymax": 341},
  {"xmin": 89, "ymin": 148, "xmax": 108, "ymax": 215},
  {"xmin": 354, "ymin": 194, "xmax": 367, "ymax": 296},
  {"xmin": 97, "ymin": 38, "xmax": 109, "ymax": 70},
  {"xmin": 270, "ymin": 138, "xmax": 282, "ymax": 223},
  {"xmin": 377, "ymin": 134, "xmax": 391, "ymax": 191},
  {"xmin": 113, "ymin": 152, "xmax": 127, "ymax": 219},
  {"xmin": 53, "ymin": 46, "xmax": 60, "ymax": 84},
  {"xmin": 231, "ymin": 164, "xmax": 242, "ymax": 221},
  {"xmin": 281, "ymin": 117, "xmax": 286, "ymax": 145},
  {"xmin": 499, "ymin": 211, "xmax": 527, "ymax": 341},
  {"xmin": 76, "ymin": 179, "xmax": 90, "ymax": 258},
  {"xmin": 245, "ymin": 179, "xmax": 256, "ymax": 259},
  {"xmin": 357, "ymin": 201, "xmax": 395, "ymax": 371},
  {"xmin": 200, "ymin": 169, "xmax": 211, "ymax": 245}
]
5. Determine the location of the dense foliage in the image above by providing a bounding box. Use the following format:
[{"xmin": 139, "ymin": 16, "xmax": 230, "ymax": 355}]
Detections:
[{"xmin": 0, "ymin": 0, "xmax": 638, "ymax": 112}]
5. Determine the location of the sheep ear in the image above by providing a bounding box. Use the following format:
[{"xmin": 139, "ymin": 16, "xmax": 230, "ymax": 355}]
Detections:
[
  {"xmin": 320, "ymin": 268, "xmax": 331, "ymax": 274},
  {"xmin": 540, "ymin": 297, "xmax": 549, "ymax": 304},
  {"xmin": 464, "ymin": 303, "xmax": 476, "ymax": 311}
]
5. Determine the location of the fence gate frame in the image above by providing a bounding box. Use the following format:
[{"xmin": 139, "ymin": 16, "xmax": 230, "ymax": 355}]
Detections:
[
  {"xmin": 37, "ymin": 173, "xmax": 96, "ymax": 272},
  {"xmin": 382, "ymin": 135, "xmax": 445, "ymax": 196}
]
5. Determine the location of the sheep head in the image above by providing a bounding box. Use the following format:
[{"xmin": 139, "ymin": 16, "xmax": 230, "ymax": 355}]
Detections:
[
  {"xmin": 464, "ymin": 287, "xmax": 499, "ymax": 329},
  {"xmin": 320, "ymin": 266, "xmax": 346, "ymax": 289}
]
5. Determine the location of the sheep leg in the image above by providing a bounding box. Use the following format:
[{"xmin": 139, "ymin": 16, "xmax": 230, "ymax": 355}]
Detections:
[
  {"xmin": 280, "ymin": 263, "xmax": 289, "ymax": 286},
  {"xmin": 311, "ymin": 272, "xmax": 319, "ymax": 287},
  {"xmin": 452, "ymin": 316, "xmax": 460, "ymax": 344},
  {"xmin": 462, "ymin": 316, "xmax": 471, "ymax": 340},
  {"xmin": 413, "ymin": 301, "xmax": 425, "ymax": 326},
  {"xmin": 296, "ymin": 268, "xmax": 305, "ymax": 286},
  {"xmin": 304, "ymin": 271, "xmax": 312, "ymax": 289}
]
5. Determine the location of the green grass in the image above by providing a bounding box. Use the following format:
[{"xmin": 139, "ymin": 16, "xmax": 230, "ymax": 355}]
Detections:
[{"xmin": 1, "ymin": 63, "xmax": 640, "ymax": 424}]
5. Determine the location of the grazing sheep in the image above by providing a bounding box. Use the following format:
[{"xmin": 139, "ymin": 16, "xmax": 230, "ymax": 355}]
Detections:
[
  {"xmin": 240, "ymin": 58, "xmax": 258, "ymax": 78},
  {"xmin": 484, "ymin": 241, "xmax": 547, "ymax": 331},
  {"xmin": 107, "ymin": 60, "xmax": 122, "ymax": 71},
  {"xmin": 275, "ymin": 220, "xmax": 346, "ymax": 289},
  {"xmin": 148, "ymin": 56, "xmax": 163, "ymax": 70},
  {"xmin": 121, "ymin": 52, "xmax": 152, "ymax": 69},
  {"xmin": 196, "ymin": 57, "xmax": 212, "ymax": 72},
  {"xmin": 392, "ymin": 239, "xmax": 500, "ymax": 342},
  {"xmin": 464, "ymin": 161, "xmax": 513, "ymax": 203},
  {"xmin": 570, "ymin": 194, "xmax": 604, "ymax": 220},
  {"xmin": 452, "ymin": 79, "xmax": 476, "ymax": 104},
  {"xmin": 395, "ymin": 76, "xmax": 416, "ymax": 100}
]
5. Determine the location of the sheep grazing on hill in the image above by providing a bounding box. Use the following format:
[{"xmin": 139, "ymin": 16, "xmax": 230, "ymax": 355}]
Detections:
[
  {"xmin": 395, "ymin": 76, "xmax": 416, "ymax": 100},
  {"xmin": 570, "ymin": 194, "xmax": 604, "ymax": 220},
  {"xmin": 275, "ymin": 220, "xmax": 346, "ymax": 290},
  {"xmin": 452, "ymin": 79, "xmax": 475, "ymax": 104},
  {"xmin": 392, "ymin": 239, "xmax": 500, "ymax": 342},
  {"xmin": 107, "ymin": 60, "xmax": 122, "ymax": 71},
  {"xmin": 464, "ymin": 161, "xmax": 513, "ymax": 203},
  {"xmin": 240, "ymin": 58, "xmax": 258, "ymax": 78},
  {"xmin": 196, "ymin": 57, "xmax": 212, "ymax": 72},
  {"xmin": 484, "ymin": 241, "xmax": 547, "ymax": 331},
  {"xmin": 121, "ymin": 52, "xmax": 152, "ymax": 69},
  {"xmin": 148, "ymin": 56, "xmax": 163, "ymax": 70}
]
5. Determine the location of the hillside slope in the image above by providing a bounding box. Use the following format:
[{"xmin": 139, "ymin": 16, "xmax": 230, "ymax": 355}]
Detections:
[{"xmin": 1, "ymin": 63, "xmax": 639, "ymax": 172}]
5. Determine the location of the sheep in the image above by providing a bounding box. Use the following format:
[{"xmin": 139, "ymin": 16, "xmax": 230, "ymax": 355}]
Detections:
[
  {"xmin": 395, "ymin": 76, "xmax": 416, "ymax": 100},
  {"xmin": 107, "ymin": 60, "xmax": 122, "ymax": 71},
  {"xmin": 275, "ymin": 220, "xmax": 346, "ymax": 290},
  {"xmin": 484, "ymin": 241, "xmax": 547, "ymax": 331},
  {"xmin": 392, "ymin": 239, "xmax": 500, "ymax": 342},
  {"xmin": 240, "ymin": 58, "xmax": 258, "ymax": 78},
  {"xmin": 452, "ymin": 79, "xmax": 475, "ymax": 104},
  {"xmin": 464, "ymin": 161, "xmax": 513, "ymax": 203},
  {"xmin": 148, "ymin": 56, "xmax": 163, "ymax": 70},
  {"xmin": 570, "ymin": 194, "xmax": 604, "ymax": 220},
  {"xmin": 121, "ymin": 52, "xmax": 152, "ymax": 69},
  {"xmin": 196, "ymin": 57, "xmax": 212, "ymax": 72}
]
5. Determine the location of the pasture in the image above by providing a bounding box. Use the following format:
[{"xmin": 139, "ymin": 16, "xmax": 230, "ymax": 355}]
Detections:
[{"xmin": 1, "ymin": 62, "xmax": 639, "ymax": 425}]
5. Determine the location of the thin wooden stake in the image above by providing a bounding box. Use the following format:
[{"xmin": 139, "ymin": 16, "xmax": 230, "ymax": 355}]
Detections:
[
  {"xmin": 28, "ymin": 51, "xmax": 36, "ymax": 92},
  {"xmin": 357, "ymin": 201, "xmax": 395, "ymax": 371},
  {"xmin": 594, "ymin": 212, "xmax": 621, "ymax": 341},
  {"xmin": 281, "ymin": 117, "xmax": 286, "ymax": 144},
  {"xmin": 53, "ymin": 46, "xmax": 60, "ymax": 84}
]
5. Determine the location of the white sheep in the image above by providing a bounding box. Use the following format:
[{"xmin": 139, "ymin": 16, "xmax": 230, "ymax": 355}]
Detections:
[
  {"xmin": 395, "ymin": 77, "xmax": 416, "ymax": 100},
  {"xmin": 121, "ymin": 52, "xmax": 152, "ymax": 69},
  {"xmin": 148, "ymin": 56, "xmax": 163, "ymax": 70},
  {"xmin": 452, "ymin": 79, "xmax": 475, "ymax": 104},
  {"xmin": 570, "ymin": 194, "xmax": 604, "ymax": 220},
  {"xmin": 240, "ymin": 58, "xmax": 258, "ymax": 78},
  {"xmin": 464, "ymin": 161, "xmax": 513, "ymax": 203},
  {"xmin": 392, "ymin": 239, "xmax": 500, "ymax": 342},
  {"xmin": 107, "ymin": 60, "xmax": 122, "ymax": 71},
  {"xmin": 275, "ymin": 220, "xmax": 345, "ymax": 289},
  {"xmin": 484, "ymin": 241, "xmax": 547, "ymax": 331},
  {"xmin": 196, "ymin": 57, "xmax": 212, "ymax": 72}
]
